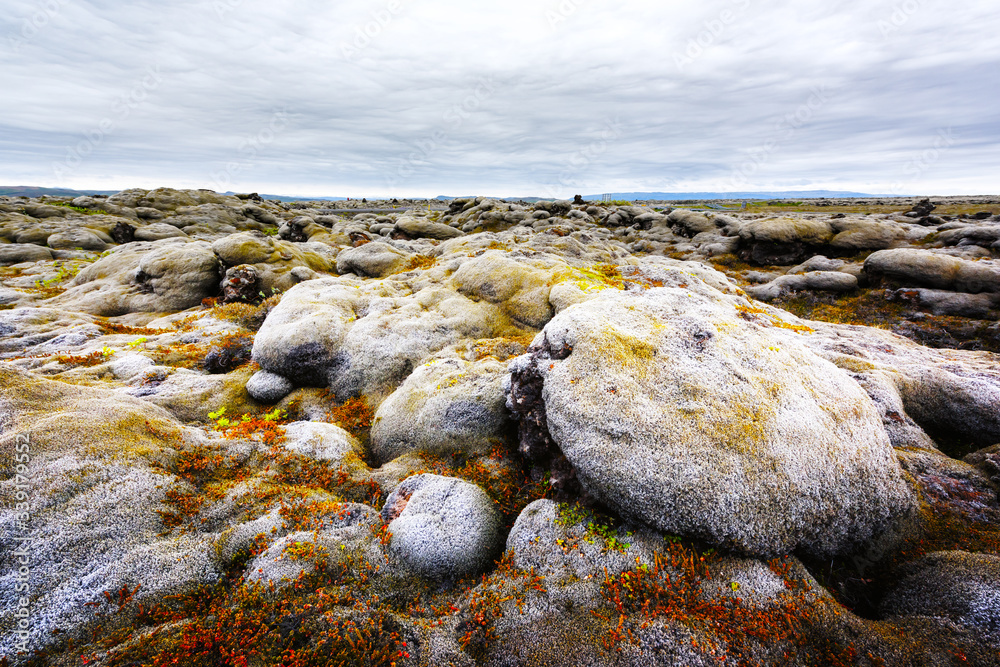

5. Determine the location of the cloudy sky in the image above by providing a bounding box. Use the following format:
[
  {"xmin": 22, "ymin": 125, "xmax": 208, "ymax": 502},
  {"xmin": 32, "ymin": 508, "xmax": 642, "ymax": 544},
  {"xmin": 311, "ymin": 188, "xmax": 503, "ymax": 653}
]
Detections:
[{"xmin": 1, "ymin": 0, "xmax": 997, "ymax": 197}]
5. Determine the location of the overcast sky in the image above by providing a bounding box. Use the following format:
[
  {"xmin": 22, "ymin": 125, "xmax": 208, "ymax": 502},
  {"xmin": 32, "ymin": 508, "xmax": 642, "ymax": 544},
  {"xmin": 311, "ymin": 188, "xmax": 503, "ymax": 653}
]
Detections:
[{"xmin": 1, "ymin": 0, "xmax": 997, "ymax": 197}]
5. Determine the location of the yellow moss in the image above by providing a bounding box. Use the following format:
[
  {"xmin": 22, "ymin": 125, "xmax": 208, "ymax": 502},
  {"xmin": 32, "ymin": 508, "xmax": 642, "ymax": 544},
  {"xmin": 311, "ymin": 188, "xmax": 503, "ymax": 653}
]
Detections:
[
  {"xmin": 472, "ymin": 335, "xmax": 535, "ymax": 361},
  {"xmin": 736, "ymin": 303, "xmax": 814, "ymax": 334},
  {"xmin": 435, "ymin": 373, "xmax": 464, "ymax": 390},
  {"xmin": 588, "ymin": 325, "xmax": 657, "ymax": 379},
  {"xmin": 404, "ymin": 254, "xmax": 437, "ymax": 271}
]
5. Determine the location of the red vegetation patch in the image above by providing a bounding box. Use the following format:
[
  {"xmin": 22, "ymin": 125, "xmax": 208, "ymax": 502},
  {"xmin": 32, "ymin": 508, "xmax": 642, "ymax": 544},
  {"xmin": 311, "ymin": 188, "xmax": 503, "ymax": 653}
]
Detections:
[
  {"xmin": 325, "ymin": 397, "xmax": 374, "ymax": 441},
  {"xmin": 56, "ymin": 350, "xmax": 108, "ymax": 367},
  {"xmin": 456, "ymin": 552, "xmax": 547, "ymax": 656},
  {"xmin": 97, "ymin": 321, "xmax": 171, "ymax": 336},
  {"xmin": 593, "ymin": 540, "xmax": 873, "ymax": 666},
  {"xmin": 89, "ymin": 575, "xmax": 412, "ymax": 667}
]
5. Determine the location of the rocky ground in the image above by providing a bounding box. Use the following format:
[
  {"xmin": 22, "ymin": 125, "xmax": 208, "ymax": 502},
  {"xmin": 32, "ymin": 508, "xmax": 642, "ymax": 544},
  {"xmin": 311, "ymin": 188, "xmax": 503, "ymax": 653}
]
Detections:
[{"xmin": 1, "ymin": 188, "xmax": 999, "ymax": 666}]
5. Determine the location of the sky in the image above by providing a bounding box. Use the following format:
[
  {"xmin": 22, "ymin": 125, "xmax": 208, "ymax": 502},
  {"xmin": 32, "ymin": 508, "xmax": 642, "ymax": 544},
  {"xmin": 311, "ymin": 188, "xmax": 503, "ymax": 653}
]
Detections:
[{"xmin": 0, "ymin": 0, "xmax": 998, "ymax": 198}]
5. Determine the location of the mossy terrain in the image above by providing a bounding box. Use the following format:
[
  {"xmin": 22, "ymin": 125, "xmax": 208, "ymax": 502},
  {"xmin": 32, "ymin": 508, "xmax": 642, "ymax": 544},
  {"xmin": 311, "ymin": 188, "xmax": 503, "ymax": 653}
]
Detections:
[
  {"xmin": 744, "ymin": 201, "xmax": 999, "ymax": 216},
  {"xmin": 774, "ymin": 289, "xmax": 1000, "ymax": 353},
  {"xmin": 4, "ymin": 190, "xmax": 1000, "ymax": 665}
]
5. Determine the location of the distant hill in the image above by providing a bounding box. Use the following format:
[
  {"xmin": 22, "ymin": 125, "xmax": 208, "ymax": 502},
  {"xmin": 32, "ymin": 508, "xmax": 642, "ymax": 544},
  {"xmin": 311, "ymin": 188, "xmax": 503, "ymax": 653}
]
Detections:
[
  {"xmin": 4, "ymin": 186, "xmax": 906, "ymax": 203},
  {"xmin": 0, "ymin": 186, "xmax": 117, "ymax": 198},
  {"xmin": 578, "ymin": 191, "xmax": 896, "ymax": 201}
]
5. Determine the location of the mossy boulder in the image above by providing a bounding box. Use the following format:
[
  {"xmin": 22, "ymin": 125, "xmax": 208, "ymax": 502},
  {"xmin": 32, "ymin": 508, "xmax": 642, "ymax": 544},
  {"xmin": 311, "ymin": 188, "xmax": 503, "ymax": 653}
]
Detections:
[
  {"xmin": 0, "ymin": 243, "xmax": 53, "ymax": 264},
  {"xmin": 864, "ymin": 248, "xmax": 1000, "ymax": 293},
  {"xmin": 738, "ymin": 216, "xmax": 834, "ymax": 265},
  {"xmin": 381, "ymin": 474, "xmax": 504, "ymax": 581},
  {"xmin": 451, "ymin": 250, "xmax": 554, "ymax": 328},
  {"xmin": 245, "ymin": 503, "xmax": 383, "ymax": 589},
  {"xmin": 251, "ymin": 257, "xmax": 540, "ymax": 402},
  {"xmin": 335, "ymin": 241, "xmax": 413, "ymax": 277},
  {"xmin": 395, "ymin": 215, "xmax": 465, "ymax": 240},
  {"xmin": 507, "ymin": 276, "xmax": 915, "ymax": 558},
  {"xmin": 47, "ymin": 239, "xmax": 222, "ymax": 315},
  {"xmin": 370, "ymin": 356, "xmax": 511, "ymax": 464}
]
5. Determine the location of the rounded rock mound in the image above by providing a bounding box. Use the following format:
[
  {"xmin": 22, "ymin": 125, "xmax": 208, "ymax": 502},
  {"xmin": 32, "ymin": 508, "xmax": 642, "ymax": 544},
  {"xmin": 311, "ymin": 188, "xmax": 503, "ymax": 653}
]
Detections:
[
  {"xmin": 507, "ymin": 281, "xmax": 915, "ymax": 558},
  {"xmin": 380, "ymin": 474, "xmax": 504, "ymax": 581}
]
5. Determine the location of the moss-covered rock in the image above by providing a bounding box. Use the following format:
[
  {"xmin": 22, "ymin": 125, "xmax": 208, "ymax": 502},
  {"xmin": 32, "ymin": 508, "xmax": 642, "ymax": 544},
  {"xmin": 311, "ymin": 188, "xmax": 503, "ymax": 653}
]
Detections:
[
  {"xmin": 370, "ymin": 356, "xmax": 511, "ymax": 464},
  {"xmin": 507, "ymin": 275, "xmax": 915, "ymax": 558},
  {"xmin": 381, "ymin": 474, "xmax": 504, "ymax": 581}
]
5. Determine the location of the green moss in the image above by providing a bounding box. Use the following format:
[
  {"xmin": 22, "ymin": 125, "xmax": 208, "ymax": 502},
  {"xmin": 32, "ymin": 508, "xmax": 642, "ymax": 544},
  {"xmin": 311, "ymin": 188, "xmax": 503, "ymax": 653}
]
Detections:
[
  {"xmin": 557, "ymin": 502, "xmax": 633, "ymax": 553},
  {"xmin": 50, "ymin": 201, "xmax": 100, "ymax": 215}
]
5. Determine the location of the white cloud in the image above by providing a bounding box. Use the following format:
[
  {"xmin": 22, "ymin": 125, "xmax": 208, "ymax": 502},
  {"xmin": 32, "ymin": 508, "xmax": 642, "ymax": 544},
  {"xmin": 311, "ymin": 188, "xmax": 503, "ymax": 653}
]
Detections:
[{"xmin": 0, "ymin": 0, "xmax": 997, "ymax": 196}]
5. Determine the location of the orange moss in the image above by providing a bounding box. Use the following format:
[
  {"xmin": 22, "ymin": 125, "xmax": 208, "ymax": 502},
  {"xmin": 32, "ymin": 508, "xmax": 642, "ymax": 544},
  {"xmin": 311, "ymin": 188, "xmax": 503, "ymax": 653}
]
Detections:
[
  {"xmin": 89, "ymin": 573, "xmax": 412, "ymax": 667},
  {"xmin": 774, "ymin": 289, "xmax": 906, "ymax": 328},
  {"xmin": 221, "ymin": 417, "xmax": 286, "ymax": 447},
  {"xmin": 325, "ymin": 397, "xmax": 374, "ymax": 441},
  {"xmin": 97, "ymin": 321, "xmax": 171, "ymax": 336},
  {"xmin": 736, "ymin": 303, "xmax": 814, "ymax": 334},
  {"xmin": 404, "ymin": 254, "xmax": 437, "ymax": 271},
  {"xmin": 149, "ymin": 341, "xmax": 211, "ymax": 369},
  {"xmin": 456, "ymin": 551, "xmax": 546, "ymax": 657},
  {"xmin": 472, "ymin": 335, "xmax": 536, "ymax": 361},
  {"xmin": 56, "ymin": 350, "xmax": 108, "ymax": 367},
  {"xmin": 154, "ymin": 446, "xmax": 255, "ymax": 533},
  {"xmin": 208, "ymin": 294, "xmax": 282, "ymax": 331},
  {"xmin": 592, "ymin": 540, "xmax": 874, "ymax": 666}
]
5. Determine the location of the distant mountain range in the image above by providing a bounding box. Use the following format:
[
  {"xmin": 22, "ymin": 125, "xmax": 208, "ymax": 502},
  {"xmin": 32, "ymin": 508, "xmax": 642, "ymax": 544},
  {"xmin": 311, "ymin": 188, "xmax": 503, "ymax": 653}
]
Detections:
[
  {"xmin": 3, "ymin": 185, "xmax": 905, "ymax": 202},
  {"xmin": 444, "ymin": 190, "xmax": 902, "ymax": 202},
  {"xmin": 0, "ymin": 186, "xmax": 118, "ymax": 198},
  {"xmin": 0, "ymin": 186, "xmax": 351, "ymax": 202},
  {"xmin": 574, "ymin": 190, "xmax": 897, "ymax": 201}
]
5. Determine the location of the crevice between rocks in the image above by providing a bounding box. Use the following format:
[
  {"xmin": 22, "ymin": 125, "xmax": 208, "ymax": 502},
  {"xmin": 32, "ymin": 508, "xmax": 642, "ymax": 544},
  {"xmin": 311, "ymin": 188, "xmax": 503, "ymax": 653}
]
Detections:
[{"xmin": 507, "ymin": 334, "xmax": 585, "ymax": 503}]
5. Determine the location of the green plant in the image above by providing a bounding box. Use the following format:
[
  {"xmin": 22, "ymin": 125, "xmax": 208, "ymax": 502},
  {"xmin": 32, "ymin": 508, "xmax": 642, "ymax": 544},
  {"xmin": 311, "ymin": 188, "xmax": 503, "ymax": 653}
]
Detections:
[
  {"xmin": 261, "ymin": 406, "xmax": 287, "ymax": 422},
  {"xmin": 34, "ymin": 260, "xmax": 84, "ymax": 293},
  {"xmin": 256, "ymin": 286, "xmax": 282, "ymax": 300},
  {"xmin": 207, "ymin": 407, "xmax": 232, "ymax": 429},
  {"xmin": 126, "ymin": 337, "xmax": 148, "ymax": 350}
]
